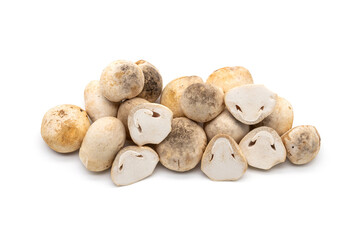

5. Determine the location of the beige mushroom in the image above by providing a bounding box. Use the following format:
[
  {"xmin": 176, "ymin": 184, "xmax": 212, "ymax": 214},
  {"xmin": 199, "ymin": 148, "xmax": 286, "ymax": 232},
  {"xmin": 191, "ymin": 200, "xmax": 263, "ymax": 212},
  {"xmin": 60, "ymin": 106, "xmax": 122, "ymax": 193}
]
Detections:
[
  {"xmin": 100, "ymin": 60, "xmax": 144, "ymax": 102},
  {"xmin": 128, "ymin": 103, "xmax": 173, "ymax": 146},
  {"xmin": 180, "ymin": 83, "xmax": 224, "ymax": 122},
  {"xmin": 281, "ymin": 125, "xmax": 321, "ymax": 165},
  {"xmin": 135, "ymin": 60, "xmax": 163, "ymax": 102},
  {"xmin": 79, "ymin": 117, "xmax": 126, "ymax": 172},
  {"xmin": 206, "ymin": 66, "xmax": 253, "ymax": 93},
  {"xmin": 111, "ymin": 146, "xmax": 159, "ymax": 186},
  {"xmin": 239, "ymin": 127, "xmax": 286, "ymax": 170},
  {"xmin": 41, "ymin": 104, "xmax": 90, "ymax": 153},
  {"xmin": 225, "ymin": 84, "xmax": 277, "ymax": 125},
  {"xmin": 84, "ymin": 80, "xmax": 120, "ymax": 122},
  {"xmin": 201, "ymin": 134, "xmax": 247, "ymax": 181},
  {"xmin": 156, "ymin": 117, "xmax": 207, "ymax": 172},
  {"xmin": 204, "ymin": 110, "xmax": 250, "ymax": 142},
  {"xmin": 160, "ymin": 76, "xmax": 203, "ymax": 118}
]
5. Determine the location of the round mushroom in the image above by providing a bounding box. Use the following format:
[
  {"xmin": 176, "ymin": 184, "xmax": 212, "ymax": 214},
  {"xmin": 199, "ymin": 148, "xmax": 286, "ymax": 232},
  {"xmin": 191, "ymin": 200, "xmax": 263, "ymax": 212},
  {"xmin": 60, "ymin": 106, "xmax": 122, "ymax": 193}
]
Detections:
[
  {"xmin": 160, "ymin": 76, "xmax": 203, "ymax": 118},
  {"xmin": 239, "ymin": 126, "xmax": 286, "ymax": 170},
  {"xmin": 156, "ymin": 117, "xmax": 207, "ymax": 172},
  {"xmin": 79, "ymin": 117, "xmax": 126, "ymax": 172},
  {"xmin": 201, "ymin": 134, "xmax": 247, "ymax": 181},
  {"xmin": 128, "ymin": 103, "xmax": 173, "ymax": 146},
  {"xmin": 135, "ymin": 60, "xmax": 163, "ymax": 102},
  {"xmin": 180, "ymin": 82, "xmax": 224, "ymax": 122},
  {"xmin": 225, "ymin": 84, "xmax": 277, "ymax": 125},
  {"xmin": 206, "ymin": 66, "xmax": 253, "ymax": 93},
  {"xmin": 111, "ymin": 146, "xmax": 159, "ymax": 186},
  {"xmin": 100, "ymin": 60, "xmax": 144, "ymax": 102},
  {"xmin": 281, "ymin": 125, "xmax": 321, "ymax": 165},
  {"xmin": 41, "ymin": 104, "xmax": 90, "ymax": 153},
  {"xmin": 84, "ymin": 80, "xmax": 120, "ymax": 122}
]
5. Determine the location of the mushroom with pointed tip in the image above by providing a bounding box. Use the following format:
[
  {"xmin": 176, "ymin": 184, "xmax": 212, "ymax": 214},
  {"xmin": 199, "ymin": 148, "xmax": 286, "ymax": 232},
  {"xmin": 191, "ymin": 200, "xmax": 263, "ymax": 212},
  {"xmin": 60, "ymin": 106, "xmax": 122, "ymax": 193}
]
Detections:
[
  {"xmin": 201, "ymin": 134, "xmax": 247, "ymax": 181},
  {"xmin": 281, "ymin": 125, "xmax": 321, "ymax": 165},
  {"xmin": 239, "ymin": 127, "xmax": 286, "ymax": 170},
  {"xmin": 111, "ymin": 146, "xmax": 159, "ymax": 186},
  {"xmin": 135, "ymin": 60, "xmax": 163, "ymax": 102},
  {"xmin": 225, "ymin": 84, "xmax": 277, "ymax": 125},
  {"xmin": 128, "ymin": 103, "xmax": 173, "ymax": 146}
]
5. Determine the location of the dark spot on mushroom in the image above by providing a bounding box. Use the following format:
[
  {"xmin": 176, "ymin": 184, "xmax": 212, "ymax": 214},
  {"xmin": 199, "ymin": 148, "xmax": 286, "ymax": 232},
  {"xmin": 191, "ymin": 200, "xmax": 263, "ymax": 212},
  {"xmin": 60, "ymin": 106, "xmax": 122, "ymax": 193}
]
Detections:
[
  {"xmin": 80, "ymin": 109, "xmax": 84, "ymax": 112},
  {"xmin": 248, "ymin": 140, "xmax": 256, "ymax": 147},
  {"xmin": 231, "ymin": 153, "xmax": 235, "ymax": 158},
  {"xmin": 119, "ymin": 164, "xmax": 123, "ymax": 171},
  {"xmin": 136, "ymin": 154, "xmax": 143, "ymax": 158},
  {"xmin": 137, "ymin": 124, "xmax": 142, "ymax": 133},
  {"xmin": 58, "ymin": 110, "xmax": 66, "ymax": 118},
  {"xmin": 292, "ymin": 146, "xmax": 294, "ymax": 149},
  {"xmin": 260, "ymin": 106, "xmax": 264, "ymax": 111},
  {"xmin": 271, "ymin": 144, "xmax": 276, "ymax": 150},
  {"xmin": 152, "ymin": 111, "xmax": 160, "ymax": 117},
  {"xmin": 236, "ymin": 105, "xmax": 242, "ymax": 112}
]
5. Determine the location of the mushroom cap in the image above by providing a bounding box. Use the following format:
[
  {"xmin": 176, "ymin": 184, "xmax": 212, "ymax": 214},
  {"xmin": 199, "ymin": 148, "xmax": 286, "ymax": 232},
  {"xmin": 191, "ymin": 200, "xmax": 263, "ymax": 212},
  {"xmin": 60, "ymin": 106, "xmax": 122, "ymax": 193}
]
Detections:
[
  {"xmin": 204, "ymin": 110, "xmax": 250, "ymax": 142},
  {"xmin": 41, "ymin": 104, "xmax": 90, "ymax": 153},
  {"xmin": 111, "ymin": 146, "xmax": 159, "ymax": 186},
  {"xmin": 84, "ymin": 80, "xmax": 120, "ymax": 122},
  {"xmin": 180, "ymin": 83, "xmax": 224, "ymax": 123},
  {"xmin": 79, "ymin": 117, "xmax": 126, "ymax": 172},
  {"xmin": 156, "ymin": 117, "xmax": 207, "ymax": 172},
  {"xmin": 128, "ymin": 103, "xmax": 173, "ymax": 146},
  {"xmin": 135, "ymin": 60, "xmax": 163, "ymax": 102},
  {"xmin": 281, "ymin": 125, "xmax": 321, "ymax": 165},
  {"xmin": 100, "ymin": 60, "xmax": 144, "ymax": 102},
  {"xmin": 201, "ymin": 134, "xmax": 247, "ymax": 181},
  {"xmin": 239, "ymin": 126, "xmax": 286, "ymax": 170},
  {"xmin": 206, "ymin": 66, "xmax": 253, "ymax": 93},
  {"xmin": 225, "ymin": 84, "xmax": 277, "ymax": 125},
  {"xmin": 160, "ymin": 76, "xmax": 203, "ymax": 118}
]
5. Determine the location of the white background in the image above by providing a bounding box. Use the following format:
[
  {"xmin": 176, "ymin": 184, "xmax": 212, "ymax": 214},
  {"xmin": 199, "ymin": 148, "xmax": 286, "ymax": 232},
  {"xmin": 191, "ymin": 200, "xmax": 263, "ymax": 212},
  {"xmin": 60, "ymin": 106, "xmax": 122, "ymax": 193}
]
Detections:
[{"xmin": 1, "ymin": 0, "xmax": 359, "ymax": 239}]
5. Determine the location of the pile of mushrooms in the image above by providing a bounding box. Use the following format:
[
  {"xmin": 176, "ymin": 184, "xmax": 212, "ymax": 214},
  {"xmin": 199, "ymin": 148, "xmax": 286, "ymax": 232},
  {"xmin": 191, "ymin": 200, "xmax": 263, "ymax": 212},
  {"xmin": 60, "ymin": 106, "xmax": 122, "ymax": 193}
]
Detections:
[{"xmin": 41, "ymin": 60, "xmax": 321, "ymax": 186}]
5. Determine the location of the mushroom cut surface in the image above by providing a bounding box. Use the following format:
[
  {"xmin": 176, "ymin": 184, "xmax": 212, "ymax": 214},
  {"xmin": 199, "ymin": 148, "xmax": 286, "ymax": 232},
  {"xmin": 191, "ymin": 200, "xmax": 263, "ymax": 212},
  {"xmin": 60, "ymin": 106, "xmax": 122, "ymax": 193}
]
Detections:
[
  {"xmin": 111, "ymin": 146, "xmax": 159, "ymax": 186},
  {"xmin": 239, "ymin": 127, "xmax": 286, "ymax": 170},
  {"xmin": 128, "ymin": 103, "xmax": 173, "ymax": 146},
  {"xmin": 201, "ymin": 134, "xmax": 247, "ymax": 181},
  {"xmin": 225, "ymin": 84, "xmax": 277, "ymax": 125}
]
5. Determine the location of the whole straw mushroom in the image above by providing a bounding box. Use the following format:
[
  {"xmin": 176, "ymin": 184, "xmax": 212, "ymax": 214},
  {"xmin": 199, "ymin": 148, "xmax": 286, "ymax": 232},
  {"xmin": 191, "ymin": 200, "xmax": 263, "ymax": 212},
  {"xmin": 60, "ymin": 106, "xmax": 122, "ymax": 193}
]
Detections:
[{"xmin": 135, "ymin": 60, "xmax": 163, "ymax": 102}]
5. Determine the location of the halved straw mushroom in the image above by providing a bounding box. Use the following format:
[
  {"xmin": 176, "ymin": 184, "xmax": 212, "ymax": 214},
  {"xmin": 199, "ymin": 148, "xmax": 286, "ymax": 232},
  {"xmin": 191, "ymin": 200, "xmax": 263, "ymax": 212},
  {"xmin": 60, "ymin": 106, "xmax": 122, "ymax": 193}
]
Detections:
[
  {"xmin": 111, "ymin": 146, "xmax": 159, "ymax": 186},
  {"xmin": 206, "ymin": 66, "xmax": 253, "ymax": 93},
  {"xmin": 100, "ymin": 60, "xmax": 144, "ymax": 102},
  {"xmin": 160, "ymin": 76, "xmax": 203, "ymax": 118},
  {"xmin": 180, "ymin": 82, "xmax": 224, "ymax": 122},
  {"xmin": 225, "ymin": 84, "xmax": 277, "ymax": 125},
  {"xmin": 201, "ymin": 134, "xmax": 247, "ymax": 181},
  {"xmin": 156, "ymin": 117, "xmax": 207, "ymax": 172},
  {"xmin": 128, "ymin": 103, "xmax": 173, "ymax": 146},
  {"xmin": 79, "ymin": 117, "xmax": 126, "ymax": 172},
  {"xmin": 281, "ymin": 125, "xmax": 321, "ymax": 165},
  {"xmin": 239, "ymin": 126, "xmax": 286, "ymax": 170},
  {"xmin": 135, "ymin": 60, "xmax": 163, "ymax": 102}
]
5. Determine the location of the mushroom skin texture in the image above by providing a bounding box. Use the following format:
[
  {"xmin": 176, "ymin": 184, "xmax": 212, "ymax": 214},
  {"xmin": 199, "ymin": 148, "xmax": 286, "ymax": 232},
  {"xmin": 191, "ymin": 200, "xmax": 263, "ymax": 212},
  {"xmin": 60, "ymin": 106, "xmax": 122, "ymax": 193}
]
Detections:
[
  {"xmin": 41, "ymin": 104, "xmax": 90, "ymax": 153},
  {"xmin": 156, "ymin": 117, "xmax": 207, "ymax": 172},
  {"xmin": 225, "ymin": 84, "xmax": 277, "ymax": 125},
  {"xmin": 79, "ymin": 117, "xmax": 126, "ymax": 172},
  {"xmin": 180, "ymin": 83, "xmax": 224, "ymax": 123},
  {"xmin": 100, "ymin": 60, "xmax": 144, "ymax": 102},
  {"xmin": 128, "ymin": 103, "xmax": 173, "ymax": 146},
  {"xmin": 204, "ymin": 110, "xmax": 250, "ymax": 142},
  {"xmin": 111, "ymin": 146, "xmax": 159, "ymax": 186},
  {"xmin": 239, "ymin": 126, "xmax": 286, "ymax": 170},
  {"xmin": 135, "ymin": 60, "xmax": 163, "ymax": 102},
  {"xmin": 84, "ymin": 80, "xmax": 120, "ymax": 122},
  {"xmin": 160, "ymin": 76, "xmax": 203, "ymax": 118},
  {"xmin": 201, "ymin": 134, "xmax": 247, "ymax": 181},
  {"xmin": 206, "ymin": 66, "xmax": 253, "ymax": 93},
  {"xmin": 281, "ymin": 125, "xmax": 321, "ymax": 165}
]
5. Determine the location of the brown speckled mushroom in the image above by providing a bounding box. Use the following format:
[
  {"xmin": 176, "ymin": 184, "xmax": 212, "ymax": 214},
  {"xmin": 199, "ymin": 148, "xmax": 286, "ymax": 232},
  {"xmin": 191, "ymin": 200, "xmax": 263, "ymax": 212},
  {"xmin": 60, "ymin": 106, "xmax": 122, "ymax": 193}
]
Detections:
[
  {"xmin": 201, "ymin": 134, "xmax": 247, "ymax": 181},
  {"xmin": 160, "ymin": 76, "xmax": 203, "ymax": 118},
  {"xmin": 239, "ymin": 127, "xmax": 286, "ymax": 170},
  {"xmin": 111, "ymin": 146, "xmax": 159, "ymax": 186},
  {"xmin": 41, "ymin": 104, "xmax": 90, "ymax": 153},
  {"xmin": 100, "ymin": 60, "xmax": 144, "ymax": 102},
  {"xmin": 225, "ymin": 84, "xmax": 277, "ymax": 125},
  {"xmin": 135, "ymin": 60, "xmax": 163, "ymax": 102},
  {"xmin": 156, "ymin": 117, "xmax": 207, "ymax": 172},
  {"xmin": 281, "ymin": 125, "xmax": 321, "ymax": 165},
  {"xmin": 180, "ymin": 83, "xmax": 224, "ymax": 123},
  {"xmin": 206, "ymin": 66, "xmax": 253, "ymax": 93}
]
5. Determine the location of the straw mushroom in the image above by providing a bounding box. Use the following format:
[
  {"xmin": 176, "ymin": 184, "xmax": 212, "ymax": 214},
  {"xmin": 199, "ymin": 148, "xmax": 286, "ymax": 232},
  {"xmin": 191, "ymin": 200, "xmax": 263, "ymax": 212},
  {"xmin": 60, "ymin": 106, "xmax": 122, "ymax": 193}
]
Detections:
[{"xmin": 135, "ymin": 60, "xmax": 163, "ymax": 102}]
